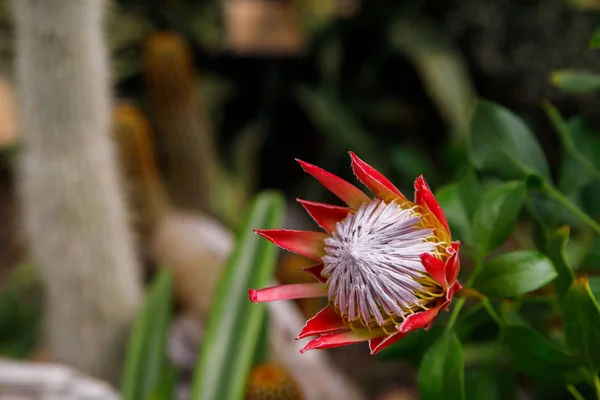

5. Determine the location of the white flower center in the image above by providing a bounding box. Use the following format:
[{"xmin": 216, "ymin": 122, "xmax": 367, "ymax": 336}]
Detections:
[{"xmin": 322, "ymin": 199, "xmax": 440, "ymax": 327}]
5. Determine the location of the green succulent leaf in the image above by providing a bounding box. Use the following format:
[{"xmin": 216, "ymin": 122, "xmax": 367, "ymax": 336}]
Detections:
[
  {"xmin": 469, "ymin": 99, "xmax": 550, "ymax": 180},
  {"xmin": 191, "ymin": 191, "xmax": 285, "ymax": 400},
  {"xmin": 418, "ymin": 330, "xmax": 465, "ymax": 400},
  {"xmin": 472, "ymin": 181, "xmax": 525, "ymax": 256},
  {"xmin": 121, "ymin": 268, "xmax": 174, "ymax": 400},
  {"xmin": 473, "ymin": 251, "xmax": 557, "ymax": 298},
  {"xmin": 563, "ymin": 277, "xmax": 600, "ymax": 375},
  {"xmin": 550, "ymin": 70, "xmax": 600, "ymax": 94}
]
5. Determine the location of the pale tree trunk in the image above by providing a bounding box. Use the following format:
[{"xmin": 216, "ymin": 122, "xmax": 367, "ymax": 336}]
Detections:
[{"xmin": 11, "ymin": 0, "xmax": 143, "ymax": 383}]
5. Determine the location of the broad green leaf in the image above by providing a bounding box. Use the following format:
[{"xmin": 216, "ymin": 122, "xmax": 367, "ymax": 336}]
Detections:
[
  {"xmin": 503, "ymin": 323, "xmax": 580, "ymax": 382},
  {"xmin": 457, "ymin": 168, "xmax": 482, "ymax": 221},
  {"xmin": 122, "ymin": 268, "xmax": 174, "ymax": 400},
  {"xmin": 377, "ymin": 326, "xmax": 444, "ymax": 365},
  {"xmin": 469, "ymin": 100, "xmax": 550, "ymax": 180},
  {"xmin": 473, "ymin": 251, "xmax": 557, "ymax": 298},
  {"xmin": 545, "ymin": 227, "xmax": 574, "ymax": 298},
  {"xmin": 418, "ymin": 330, "xmax": 465, "ymax": 400},
  {"xmin": 563, "ymin": 277, "xmax": 600, "ymax": 374},
  {"xmin": 472, "ymin": 181, "xmax": 525, "ymax": 255},
  {"xmin": 550, "ymin": 70, "xmax": 600, "ymax": 94},
  {"xmin": 191, "ymin": 191, "xmax": 285, "ymax": 400},
  {"xmin": 435, "ymin": 183, "xmax": 472, "ymax": 244}
]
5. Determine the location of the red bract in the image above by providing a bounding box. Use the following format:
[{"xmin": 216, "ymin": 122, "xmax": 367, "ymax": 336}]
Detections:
[{"xmin": 249, "ymin": 152, "xmax": 462, "ymax": 355}]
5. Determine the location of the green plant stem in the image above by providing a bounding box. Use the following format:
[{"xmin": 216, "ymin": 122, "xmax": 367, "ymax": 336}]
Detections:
[
  {"xmin": 567, "ymin": 384, "xmax": 586, "ymax": 400},
  {"xmin": 481, "ymin": 299, "xmax": 502, "ymax": 326},
  {"xmin": 594, "ymin": 375, "xmax": 600, "ymax": 400},
  {"xmin": 448, "ymin": 258, "xmax": 483, "ymax": 329},
  {"xmin": 543, "ymin": 183, "xmax": 600, "ymax": 234}
]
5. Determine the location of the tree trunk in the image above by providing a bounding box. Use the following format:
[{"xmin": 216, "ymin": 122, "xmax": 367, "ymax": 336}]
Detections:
[{"xmin": 11, "ymin": 0, "xmax": 143, "ymax": 383}]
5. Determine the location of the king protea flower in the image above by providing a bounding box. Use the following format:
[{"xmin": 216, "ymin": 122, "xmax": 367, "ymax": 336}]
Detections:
[{"xmin": 249, "ymin": 152, "xmax": 462, "ymax": 355}]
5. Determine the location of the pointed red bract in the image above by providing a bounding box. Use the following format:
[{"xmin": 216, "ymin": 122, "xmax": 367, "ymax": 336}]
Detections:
[
  {"xmin": 444, "ymin": 241, "xmax": 461, "ymax": 287},
  {"xmin": 297, "ymin": 306, "xmax": 347, "ymax": 339},
  {"xmin": 300, "ymin": 330, "xmax": 377, "ymax": 353},
  {"xmin": 302, "ymin": 263, "xmax": 327, "ymax": 283},
  {"xmin": 398, "ymin": 308, "xmax": 440, "ymax": 333},
  {"xmin": 369, "ymin": 331, "xmax": 408, "ymax": 355},
  {"xmin": 414, "ymin": 175, "xmax": 450, "ymax": 234},
  {"xmin": 349, "ymin": 151, "xmax": 407, "ymax": 201},
  {"xmin": 296, "ymin": 159, "xmax": 370, "ymax": 209},
  {"xmin": 254, "ymin": 229, "xmax": 328, "ymax": 261},
  {"xmin": 297, "ymin": 199, "xmax": 350, "ymax": 232},
  {"xmin": 421, "ymin": 253, "xmax": 448, "ymax": 289},
  {"xmin": 249, "ymin": 283, "xmax": 327, "ymax": 303}
]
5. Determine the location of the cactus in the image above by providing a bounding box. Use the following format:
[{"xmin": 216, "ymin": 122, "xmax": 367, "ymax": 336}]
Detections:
[
  {"xmin": 112, "ymin": 103, "xmax": 168, "ymax": 241},
  {"xmin": 143, "ymin": 31, "xmax": 217, "ymax": 214},
  {"xmin": 246, "ymin": 363, "xmax": 304, "ymax": 400},
  {"xmin": 11, "ymin": 0, "xmax": 143, "ymax": 382}
]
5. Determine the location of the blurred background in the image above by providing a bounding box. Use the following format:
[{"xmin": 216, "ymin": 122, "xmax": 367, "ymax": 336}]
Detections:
[{"xmin": 1, "ymin": 0, "xmax": 600, "ymax": 399}]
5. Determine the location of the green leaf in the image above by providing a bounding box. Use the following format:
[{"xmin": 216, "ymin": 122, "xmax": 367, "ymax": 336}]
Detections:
[
  {"xmin": 457, "ymin": 168, "xmax": 482, "ymax": 222},
  {"xmin": 389, "ymin": 16, "xmax": 475, "ymax": 147},
  {"xmin": 550, "ymin": 70, "xmax": 600, "ymax": 94},
  {"xmin": 589, "ymin": 276, "xmax": 600, "ymax": 303},
  {"xmin": 473, "ymin": 251, "xmax": 558, "ymax": 298},
  {"xmin": 563, "ymin": 277, "xmax": 600, "ymax": 374},
  {"xmin": 418, "ymin": 330, "xmax": 465, "ymax": 400},
  {"xmin": 465, "ymin": 369, "xmax": 517, "ymax": 400},
  {"xmin": 121, "ymin": 268, "xmax": 174, "ymax": 400},
  {"xmin": 544, "ymin": 102, "xmax": 600, "ymax": 182},
  {"xmin": 435, "ymin": 183, "xmax": 472, "ymax": 245},
  {"xmin": 472, "ymin": 181, "xmax": 525, "ymax": 255},
  {"xmin": 469, "ymin": 100, "xmax": 550, "ymax": 180},
  {"xmin": 591, "ymin": 24, "xmax": 600, "ymax": 49},
  {"xmin": 503, "ymin": 323, "xmax": 580, "ymax": 382},
  {"xmin": 545, "ymin": 227, "xmax": 574, "ymax": 298},
  {"xmin": 191, "ymin": 191, "xmax": 285, "ymax": 400}
]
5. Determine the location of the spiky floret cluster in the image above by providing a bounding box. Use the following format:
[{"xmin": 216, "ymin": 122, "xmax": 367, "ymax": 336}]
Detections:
[{"xmin": 249, "ymin": 152, "xmax": 461, "ymax": 355}]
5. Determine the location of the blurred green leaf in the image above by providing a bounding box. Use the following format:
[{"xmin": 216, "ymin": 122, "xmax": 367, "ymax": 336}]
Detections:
[
  {"xmin": 295, "ymin": 86, "xmax": 376, "ymax": 161},
  {"xmin": 563, "ymin": 277, "xmax": 600, "ymax": 374},
  {"xmin": 591, "ymin": 24, "xmax": 600, "ymax": 49},
  {"xmin": 389, "ymin": 17, "xmax": 475, "ymax": 147},
  {"xmin": 457, "ymin": 168, "xmax": 482, "ymax": 222},
  {"xmin": 472, "ymin": 181, "xmax": 525, "ymax": 255},
  {"xmin": 550, "ymin": 70, "xmax": 600, "ymax": 93},
  {"xmin": 469, "ymin": 100, "xmax": 550, "ymax": 180},
  {"xmin": 545, "ymin": 227, "xmax": 575, "ymax": 298},
  {"xmin": 145, "ymin": 362, "xmax": 178, "ymax": 400},
  {"xmin": 122, "ymin": 268, "xmax": 174, "ymax": 400},
  {"xmin": 436, "ymin": 183, "xmax": 472, "ymax": 245},
  {"xmin": 192, "ymin": 191, "xmax": 285, "ymax": 400},
  {"xmin": 418, "ymin": 330, "xmax": 465, "ymax": 400},
  {"xmin": 391, "ymin": 146, "xmax": 439, "ymax": 187},
  {"xmin": 473, "ymin": 251, "xmax": 557, "ymax": 298},
  {"xmin": 544, "ymin": 102, "xmax": 600, "ymax": 182},
  {"xmin": 465, "ymin": 369, "xmax": 516, "ymax": 400},
  {"xmin": 503, "ymin": 323, "xmax": 581, "ymax": 382},
  {"xmin": 590, "ymin": 277, "xmax": 600, "ymax": 303}
]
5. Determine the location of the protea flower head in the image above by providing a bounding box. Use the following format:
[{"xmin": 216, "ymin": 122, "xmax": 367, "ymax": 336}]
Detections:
[{"xmin": 249, "ymin": 152, "xmax": 462, "ymax": 355}]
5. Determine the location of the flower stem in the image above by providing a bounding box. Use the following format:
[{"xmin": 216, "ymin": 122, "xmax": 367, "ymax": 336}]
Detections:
[
  {"xmin": 447, "ymin": 258, "xmax": 483, "ymax": 330},
  {"xmin": 481, "ymin": 299, "xmax": 502, "ymax": 326},
  {"xmin": 594, "ymin": 375, "xmax": 600, "ymax": 400},
  {"xmin": 567, "ymin": 384, "xmax": 586, "ymax": 400},
  {"xmin": 543, "ymin": 183, "xmax": 600, "ymax": 235}
]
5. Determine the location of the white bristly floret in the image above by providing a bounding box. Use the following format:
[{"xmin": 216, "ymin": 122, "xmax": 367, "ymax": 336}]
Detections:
[{"xmin": 322, "ymin": 199, "xmax": 440, "ymax": 326}]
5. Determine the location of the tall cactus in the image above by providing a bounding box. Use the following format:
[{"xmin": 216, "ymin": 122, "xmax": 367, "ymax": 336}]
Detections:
[
  {"xmin": 143, "ymin": 31, "xmax": 217, "ymax": 214},
  {"xmin": 11, "ymin": 0, "xmax": 143, "ymax": 382}
]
